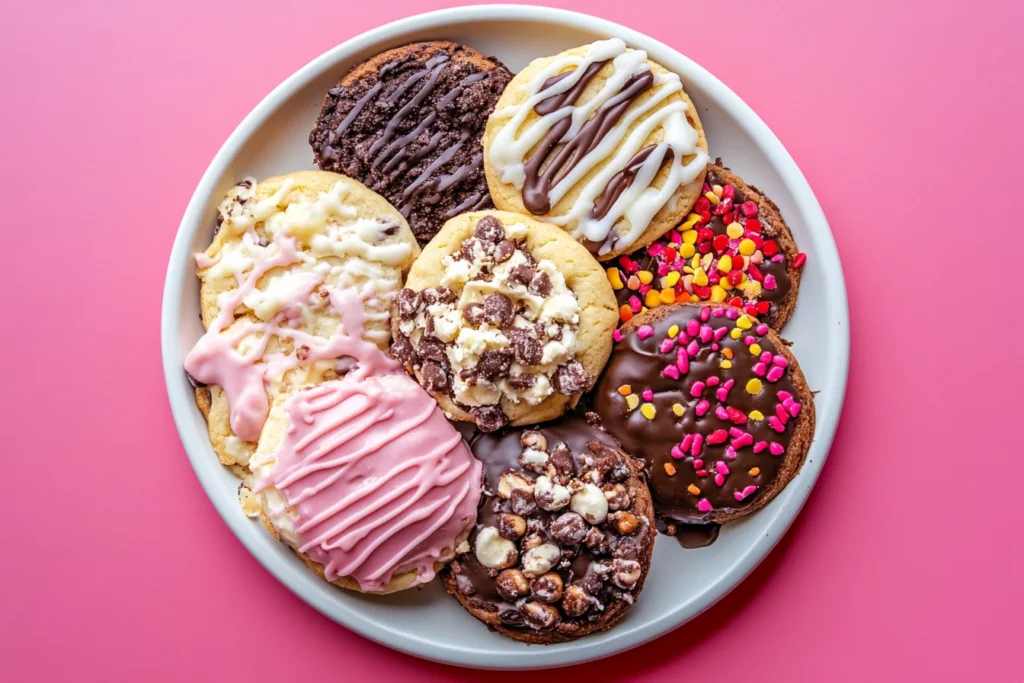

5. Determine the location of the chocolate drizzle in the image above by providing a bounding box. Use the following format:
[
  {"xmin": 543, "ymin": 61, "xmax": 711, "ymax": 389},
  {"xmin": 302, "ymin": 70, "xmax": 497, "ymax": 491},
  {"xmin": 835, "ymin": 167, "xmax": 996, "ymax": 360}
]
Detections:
[{"xmin": 311, "ymin": 44, "xmax": 511, "ymax": 243}]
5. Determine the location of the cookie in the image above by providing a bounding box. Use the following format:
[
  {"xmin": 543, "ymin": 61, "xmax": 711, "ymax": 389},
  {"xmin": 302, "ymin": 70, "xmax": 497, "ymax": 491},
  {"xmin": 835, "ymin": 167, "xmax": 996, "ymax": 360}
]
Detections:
[
  {"xmin": 483, "ymin": 38, "xmax": 709, "ymax": 261},
  {"xmin": 441, "ymin": 416, "xmax": 655, "ymax": 643},
  {"xmin": 310, "ymin": 41, "xmax": 512, "ymax": 245},
  {"xmin": 250, "ymin": 373, "xmax": 483, "ymax": 593},
  {"xmin": 593, "ymin": 302, "xmax": 815, "ymax": 525},
  {"xmin": 185, "ymin": 170, "xmax": 419, "ymax": 468},
  {"xmin": 391, "ymin": 210, "xmax": 618, "ymax": 432},
  {"xmin": 608, "ymin": 162, "xmax": 806, "ymax": 330}
]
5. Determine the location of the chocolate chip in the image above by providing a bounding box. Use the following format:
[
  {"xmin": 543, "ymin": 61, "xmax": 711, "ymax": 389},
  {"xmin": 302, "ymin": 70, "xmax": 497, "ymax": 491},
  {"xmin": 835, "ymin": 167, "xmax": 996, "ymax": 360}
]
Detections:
[
  {"xmin": 474, "ymin": 216, "xmax": 505, "ymax": 243},
  {"xmin": 528, "ymin": 271, "xmax": 552, "ymax": 296},
  {"xmin": 422, "ymin": 286, "xmax": 456, "ymax": 305},
  {"xmin": 507, "ymin": 373, "xmax": 536, "ymax": 390},
  {"xmin": 471, "ymin": 405, "xmax": 508, "ymax": 432},
  {"xmin": 482, "ymin": 293, "xmax": 514, "ymax": 328},
  {"xmin": 552, "ymin": 360, "xmax": 590, "ymax": 395},
  {"xmin": 394, "ymin": 288, "xmax": 421, "ymax": 320},
  {"xmin": 508, "ymin": 263, "xmax": 536, "ymax": 286},
  {"xmin": 335, "ymin": 356, "xmax": 358, "ymax": 375},
  {"xmin": 462, "ymin": 303, "xmax": 485, "ymax": 326},
  {"xmin": 460, "ymin": 238, "xmax": 483, "ymax": 261},
  {"xmin": 511, "ymin": 333, "xmax": 543, "ymax": 366},
  {"xmin": 549, "ymin": 444, "xmax": 575, "ymax": 478},
  {"xmin": 612, "ymin": 539, "xmax": 640, "ymax": 560},
  {"xmin": 390, "ymin": 335, "xmax": 416, "ymax": 364},
  {"xmin": 476, "ymin": 349, "xmax": 512, "ymax": 379},
  {"xmin": 421, "ymin": 361, "xmax": 449, "ymax": 392},
  {"xmin": 584, "ymin": 527, "xmax": 610, "ymax": 555},
  {"xmin": 416, "ymin": 336, "xmax": 446, "ymax": 362},
  {"xmin": 550, "ymin": 512, "xmax": 588, "ymax": 545},
  {"xmin": 492, "ymin": 239, "xmax": 515, "ymax": 263},
  {"xmin": 607, "ymin": 461, "xmax": 630, "ymax": 483},
  {"xmin": 581, "ymin": 571, "xmax": 606, "ymax": 596},
  {"xmin": 499, "ymin": 608, "xmax": 526, "ymax": 626},
  {"xmin": 509, "ymin": 487, "xmax": 537, "ymax": 515}
]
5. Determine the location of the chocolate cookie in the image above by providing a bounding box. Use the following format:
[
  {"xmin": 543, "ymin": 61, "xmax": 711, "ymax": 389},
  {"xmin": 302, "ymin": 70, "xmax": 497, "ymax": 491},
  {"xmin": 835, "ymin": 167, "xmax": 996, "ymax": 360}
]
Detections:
[
  {"xmin": 310, "ymin": 41, "xmax": 512, "ymax": 244},
  {"xmin": 607, "ymin": 162, "xmax": 806, "ymax": 330},
  {"xmin": 594, "ymin": 303, "xmax": 815, "ymax": 525},
  {"xmin": 441, "ymin": 416, "xmax": 655, "ymax": 643}
]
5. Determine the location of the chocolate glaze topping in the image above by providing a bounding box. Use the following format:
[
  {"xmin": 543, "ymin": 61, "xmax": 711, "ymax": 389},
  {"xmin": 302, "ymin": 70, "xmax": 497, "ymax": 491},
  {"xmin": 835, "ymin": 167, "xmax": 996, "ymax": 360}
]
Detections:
[
  {"xmin": 594, "ymin": 304, "xmax": 803, "ymax": 523},
  {"xmin": 445, "ymin": 417, "xmax": 653, "ymax": 635},
  {"xmin": 310, "ymin": 44, "xmax": 512, "ymax": 243}
]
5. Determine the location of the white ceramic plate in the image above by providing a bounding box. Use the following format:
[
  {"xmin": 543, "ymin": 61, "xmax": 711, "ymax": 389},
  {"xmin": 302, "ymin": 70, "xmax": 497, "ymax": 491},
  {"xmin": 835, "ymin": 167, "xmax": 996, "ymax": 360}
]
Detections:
[{"xmin": 162, "ymin": 5, "xmax": 849, "ymax": 670}]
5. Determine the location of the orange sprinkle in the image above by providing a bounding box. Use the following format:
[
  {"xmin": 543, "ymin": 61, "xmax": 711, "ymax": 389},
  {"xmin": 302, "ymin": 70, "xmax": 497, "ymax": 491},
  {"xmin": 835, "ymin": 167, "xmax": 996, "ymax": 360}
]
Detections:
[
  {"xmin": 619, "ymin": 305, "xmax": 633, "ymax": 322},
  {"xmin": 617, "ymin": 385, "xmax": 632, "ymax": 396},
  {"xmin": 664, "ymin": 463, "xmax": 677, "ymax": 476},
  {"xmin": 687, "ymin": 484, "xmax": 701, "ymax": 495},
  {"xmin": 721, "ymin": 348, "xmax": 734, "ymax": 359},
  {"xmin": 749, "ymin": 467, "xmax": 761, "ymax": 476}
]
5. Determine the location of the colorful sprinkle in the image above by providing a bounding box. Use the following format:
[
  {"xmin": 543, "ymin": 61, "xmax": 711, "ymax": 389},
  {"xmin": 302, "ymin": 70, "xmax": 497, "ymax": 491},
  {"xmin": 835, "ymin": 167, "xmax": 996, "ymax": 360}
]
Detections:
[
  {"xmin": 664, "ymin": 462, "xmax": 677, "ymax": 476},
  {"xmin": 687, "ymin": 484, "xmax": 701, "ymax": 495},
  {"xmin": 697, "ymin": 498, "xmax": 713, "ymax": 512},
  {"xmin": 641, "ymin": 403, "xmax": 657, "ymax": 420},
  {"xmin": 749, "ymin": 467, "xmax": 760, "ymax": 476},
  {"xmin": 637, "ymin": 325, "xmax": 654, "ymax": 340},
  {"xmin": 625, "ymin": 395, "xmax": 640, "ymax": 411},
  {"xmin": 672, "ymin": 403, "xmax": 685, "ymax": 416},
  {"xmin": 748, "ymin": 410, "xmax": 765, "ymax": 421},
  {"xmin": 734, "ymin": 485, "xmax": 757, "ymax": 501},
  {"xmin": 607, "ymin": 268, "xmax": 624, "ymax": 290},
  {"xmin": 617, "ymin": 385, "xmax": 632, "ymax": 396},
  {"xmin": 745, "ymin": 378, "xmax": 764, "ymax": 394}
]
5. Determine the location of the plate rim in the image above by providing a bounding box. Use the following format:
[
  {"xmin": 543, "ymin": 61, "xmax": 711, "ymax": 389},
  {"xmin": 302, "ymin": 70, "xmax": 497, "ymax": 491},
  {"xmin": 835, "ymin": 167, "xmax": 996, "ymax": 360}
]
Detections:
[{"xmin": 161, "ymin": 4, "xmax": 850, "ymax": 670}]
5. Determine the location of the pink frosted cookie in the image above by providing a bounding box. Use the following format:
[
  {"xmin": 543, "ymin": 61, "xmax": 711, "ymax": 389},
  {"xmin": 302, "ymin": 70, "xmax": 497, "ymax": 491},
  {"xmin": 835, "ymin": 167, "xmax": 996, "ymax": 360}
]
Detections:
[{"xmin": 250, "ymin": 371, "xmax": 483, "ymax": 593}]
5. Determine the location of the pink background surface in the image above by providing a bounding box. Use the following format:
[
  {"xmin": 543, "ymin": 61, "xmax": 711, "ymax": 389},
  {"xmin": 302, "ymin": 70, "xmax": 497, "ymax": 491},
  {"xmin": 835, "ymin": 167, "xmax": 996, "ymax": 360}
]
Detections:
[{"xmin": 2, "ymin": 0, "xmax": 1021, "ymax": 680}]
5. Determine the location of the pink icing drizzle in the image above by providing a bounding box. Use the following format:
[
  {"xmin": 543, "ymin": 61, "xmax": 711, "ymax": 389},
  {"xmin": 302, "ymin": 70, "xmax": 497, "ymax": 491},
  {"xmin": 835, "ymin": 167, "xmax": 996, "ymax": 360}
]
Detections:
[{"xmin": 254, "ymin": 373, "xmax": 482, "ymax": 591}]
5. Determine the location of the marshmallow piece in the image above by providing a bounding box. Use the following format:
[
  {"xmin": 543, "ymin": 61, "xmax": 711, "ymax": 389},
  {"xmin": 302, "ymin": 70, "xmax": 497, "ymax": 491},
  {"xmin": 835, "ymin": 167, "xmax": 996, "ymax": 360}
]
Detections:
[
  {"xmin": 571, "ymin": 483, "xmax": 609, "ymax": 524},
  {"xmin": 521, "ymin": 543, "xmax": 561, "ymax": 577},
  {"xmin": 474, "ymin": 526, "xmax": 518, "ymax": 569}
]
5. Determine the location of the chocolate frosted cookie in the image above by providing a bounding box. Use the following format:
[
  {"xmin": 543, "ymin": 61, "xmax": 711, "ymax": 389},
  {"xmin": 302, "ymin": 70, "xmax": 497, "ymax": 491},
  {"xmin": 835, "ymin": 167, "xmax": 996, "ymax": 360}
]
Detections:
[
  {"xmin": 608, "ymin": 162, "xmax": 806, "ymax": 330},
  {"xmin": 441, "ymin": 416, "xmax": 655, "ymax": 643},
  {"xmin": 391, "ymin": 210, "xmax": 617, "ymax": 432},
  {"xmin": 310, "ymin": 41, "xmax": 512, "ymax": 244},
  {"xmin": 484, "ymin": 38, "xmax": 709, "ymax": 260},
  {"xmin": 594, "ymin": 303, "xmax": 815, "ymax": 525}
]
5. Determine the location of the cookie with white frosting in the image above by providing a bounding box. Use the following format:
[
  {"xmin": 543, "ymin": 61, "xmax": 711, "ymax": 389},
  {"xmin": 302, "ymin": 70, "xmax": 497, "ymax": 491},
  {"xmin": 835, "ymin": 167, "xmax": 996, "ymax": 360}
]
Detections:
[{"xmin": 483, "ymin": 39, "xmax": 709, "ymax": 261}]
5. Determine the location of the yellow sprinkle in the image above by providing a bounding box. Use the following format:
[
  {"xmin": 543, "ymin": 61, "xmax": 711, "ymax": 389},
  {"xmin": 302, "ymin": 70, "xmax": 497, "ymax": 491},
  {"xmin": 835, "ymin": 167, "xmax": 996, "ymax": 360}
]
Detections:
[
  {"xmin": 667, "ymin": 324, "xmax": 680, "ymax": 339},
  {"xmin": 645, "ymin": 290, "xmax": 662, "ymax": 308},
  {"xmin": 720, "ymin": 360, "xmax": 733, "ymax": 369},
  {"xmin": 638, "ymin": 270, "xmax": 654, "ymax": 285},
  {"xmin": 710, "ymin": 285, "xmax": 728, "ymax": 302},
  {"xmin": 664, "ymin": 271, "xmax": 681, "ymax": 287},
  {"xmin": 606, "ymin": 268, "xmax": 624, "ymax": 290},
  {"xmin": 694, "ymin": 268, "xmax": 709, "ymax": 287},
  {"xmin": 681, "ymin": 229, "xmax": 698, "ymax": 245},
  {"xmin": 726, "ymin": 222, "xmax": 744, "ymax": 239},
  {"xmin": 717, "ymin": 255, "xmax": 733, "ymax": 273},
  {"xmin": 748, "ymin": 410, "xmax": 764, "ymax": 421},
  {"xmin": 746, "ymin": 378, "xmax": 763, "ymax": 395},
  {"xmin": 721, "ymin": 348, "xmax": 734, "ymax": 359},
  {"xmin": 691, "ymin": 254, "xmax": 701, "ymax": 270},
  {"xmin": 739, "ymin": 238, "xmax": 756, "ymax": 256},
  {"xmin": 704, "ymin": 190, "xmax": 720, "ymax": 206},
  {"xmin": 687, "ymin": 484, "xmax": 701, "ymax": 495},
  {"xmin": 625, "ymin": 394, "xmax": 640, "ymax": 411},
  {"xmin": 679, "ymin": 243, "xmax": 696, "ymax": 258},
  {"xmin": 665, "ymin": 462, "xmax": 677, "ymax": 476},
  {"xmin": 749, "ymin": 343, "xmax": 762, "ymax": 356},
  {"xmin": 720, "ymin": 279, "xmax": 734, "ymax": 291},
  {"xmin": 743, "ymin": 281, "xmax": 763, "ymax": 298},
  {"xmin": 617, "ymin": 385, "xmax": 632, "ymax": 396},
  {"xmin": 659, "ymin": 288, "xmax": 676, "ymax": 304},
  {"xmin": 749, "ymin": 467, "xmax": 761, "ymax": 476},
  {"xmin": 712, "ymin": 184, "xmax": 724, "ymax": 196},
  {"xmin": 672, "ymin": 403, "xmax": 684, "ymax": 416},
  {"xmin": 641, "ymin": 306, "xmax": 649, "ymax": 314},
  {"xmin": 680, "ymin": 214, "xmax": 701, "ymax": 231},
  {"xmin": 701, "ymin": 253, "xmax": 714, "ymax": 269},
  {"xmin": 730, "ymin": 328, "xmax": 743, "ymax": 340},
  {"xmin": 641, "ymin": 403, "xmax": 656, "ymax": 420},
  {"xmin": 736, "ymin": 315, "xmax": 753, "ymax": 329}
]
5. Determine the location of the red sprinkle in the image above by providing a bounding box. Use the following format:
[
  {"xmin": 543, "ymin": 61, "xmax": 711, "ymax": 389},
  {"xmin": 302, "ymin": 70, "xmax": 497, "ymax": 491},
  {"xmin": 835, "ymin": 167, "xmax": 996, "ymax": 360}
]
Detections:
[
  {"xmin": 745, "ymin": 218, "xmax": 761, "ymax": 233},
  {"xmin": 762, "ymin": 240, "xmax": 779, "ymax": 257},
  {"xmin": 712, "ymin": 234, "xmax": 729, "ymax": 252},
  {"xmin": 694, "ymin": 196, "xmax": 711, "ymax": 213},
  {"xmin": 792, "ymin": 252, "xmax": 807, "ymax": 269}
]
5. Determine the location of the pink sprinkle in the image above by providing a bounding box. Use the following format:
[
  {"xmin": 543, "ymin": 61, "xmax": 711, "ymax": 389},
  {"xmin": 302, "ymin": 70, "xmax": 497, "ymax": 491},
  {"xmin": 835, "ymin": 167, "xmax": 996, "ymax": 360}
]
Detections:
[
  {"xmin": 637, "ymin": 325, "xmax": 654, "ymax": 340},
  {"xmin": 763, "ymin": 274, "xmax": 777, "ymax": 291},
  {"xmin": 741, "ymin": 201, "xmax": 758, "ymax": 217},
  {"xmin": 711, "ymin": 343, "xmax": 719, "ymax": 351},
  {"xmin": 681, "ymin": 434, "xmax": 694, "ymax": 451},
  {"xmin": 701, "ymin": 307, "xmax": 712, "ymax": 321},
  {"xmin": 770, "ymin": 442, "xmax": 786, "ymax": 456},
  {"xmin": 754, "ymin": 440, "xmax": 769, "ymax": 453},
  {"xmin": 659, "ymin": 338, "xmax": 676, "ymax": 354},
  {"xmin": 670, "ymin": 232, "xmax": 682, "ymax": 244},
  {"xmin": 786, "ymin": 401, "xmax": 802, "ymax": 418},
  {"xmin": 768, "ymin": 416, "xmax": 785, "ymax": 433},
  {"xmin": 715, "ymin": 406, "xmax": 730, "ymax": 421},
  {"xmin": 662, "ymin": 364, "xmax": 680, "ymax": 380},
  {"xmin": 642, "ymin": 389, "xmax": 654, "ymax": 402},
  {"xmin": 731, "ymin": 432, "xmax": 754, "ymax": 449},
  {"xmin": 692, "ymin": 458, "xmax": 704, "ymax": 469},
  {"xmin": 691, "ymin": 433, "xmax": 704, "ymax": 456},
  {"xmin": 772, "ymin": 355, "xmax": 789, "ymax": 368},
  {"xmin": 657, "ymin": 262, "xmax": 671, "ymax": 277},
  {"xmin": 766, "ymin": 366, "xmax": 785, "ymax": 382},
  {"xmin": 612, "ymin": 329, "xmax": 623, "ymax": 342},
  {"xmin": 753, "ymin": 362, "xmax": 767, "ymax": 377},
  {"xmin": 755, "ymin": 324, "xmax": 770, "ymax": 335},
  {"xmin": 699, "ymin": 325, "xmax": 713, "ymax": 343},
  {"xmin": 711, "ymin": 307, "xmax": 725, "ymax": 318},
  {"xmin": 690, "ymin": 382, "xmax": 706, "ymax": 398},
  {"xmin": 670, "ymin": 445, "xmax": 685, "ymax": 459},
  {"xmin": 760, "ymin": 351, "xmax": 773, "ymax": 364},
  {"xmin": 775, "ymin": 404, "xmax": 790, "ymax": 424},
  {"xmin": 706, "ymin": 375, "xmax": 721, "ymax": 387},
  {"xmin": 629, "ymin": 296, "xmax": 642, "ymax": 313},
  {"xmin": 686, "ymin": 319, "xmax": 700, "ymax": 337},
  {"xmin": 734, "ymin": 485, "xmax": 758, "ymax": 501},
  {"xmin": 771, "ymin": 254, "xmax": 785, "ymax": 262},
  {"xmin": 717, "ymin": 461, "xmax": 730, "ymax": 476},
  {"xmin": 697, "ymin": 498, "xmax": 713, "ymax": 512},
  {"xmin": 725, "ymin": 307, "xmax": 740, "ymax": 320},
  {"xmin": 676, "ymin": 348, "xmax": 690, "ymax": 373},
  {"xmin": 744, "ymin": 335, "xmax": 756, "ymax": 346},
  {"xmin": 729, "ymin": 426, "xmax": 745, "ymax": 438},
  {"xmin": 687, "ymin": 340, "xmax": 700, "ymax": 357},
  {"xmin": 714, "ymin": 473, "xmax": 726, "ymax": 486},
  {"xmin": 695, "ymin": 399, "xmax": 710, "ymax": 416},
  {"xmin": 715, "ymin": 387, "xmax": 729, "ymax": 402},
  {"xmin": 696, "ymin": 469, "xmax": 709, "ymax": 477},
  {"xmin": 648, "ymin": 242, "xmax": 664, "ymax": 257},
  {"xmin": 725, "ymin": 445, "xmax": 737, "ymax": 459},
  {"xmin": 707, "ymin": 429, "xmax": 728, "ymax": 445},
  {"xmin": 777, "ymin": 390, "xmax": 793, "ymax": 402},
  {"xmin": 714, "ymin": 326, "xmax": 729, "ymax": 341},
  {"xmin": 639, "ymin": 284, "xmax": 652, "ymax": 296}
]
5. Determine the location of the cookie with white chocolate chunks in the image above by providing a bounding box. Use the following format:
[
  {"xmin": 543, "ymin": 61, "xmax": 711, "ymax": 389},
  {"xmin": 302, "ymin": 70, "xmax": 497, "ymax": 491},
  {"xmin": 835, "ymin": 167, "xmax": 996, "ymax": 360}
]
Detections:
[
  {"xmin": 609, "ymin": 162, "xmax": 806, "ymax": 330},
  {"xmin": 185, "ymin": 170, "xmax": 419, "ymax": 468},
  {"xmin": 483, "ymin": 38, "xmax": 709, "ymax": 261},
  {"xmin": 441, "ymin": 416, "xmax": 655, "ymax": 643},
  {"xmin": 593, "ymin": 302, "xmax": 815, "ymax": 525},
  {"xmin": 391, "ymin": 210, "xmax": 618, "ymax": 432}
]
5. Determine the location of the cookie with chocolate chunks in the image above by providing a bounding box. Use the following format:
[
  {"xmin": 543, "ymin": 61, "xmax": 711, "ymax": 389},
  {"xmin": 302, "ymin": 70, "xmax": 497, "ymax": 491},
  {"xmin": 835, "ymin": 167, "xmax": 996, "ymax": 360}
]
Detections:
[
  {"xmin": 440, "ymin": 416, "xmax": 655, "ymax": 643},
  {"xmin": 391, "ymin": 210, "xmax": 618, "ymax": 432},
  {"xmin": 608, "ymin": 162, "xmax": 806, "ymax": 330},
  {"xmin": 310, "ymin": 41, "xmax": 512, "ymax": 244},
  {"xmin": 594, "ymin": 302, "xmax": 815, "ymax": 525}
]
